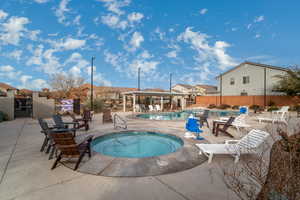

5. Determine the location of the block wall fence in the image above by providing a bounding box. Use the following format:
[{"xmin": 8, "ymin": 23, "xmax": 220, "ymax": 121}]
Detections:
[{"xmin": 195, "ymin": 95, "xmax": 300, "ymax": 107}]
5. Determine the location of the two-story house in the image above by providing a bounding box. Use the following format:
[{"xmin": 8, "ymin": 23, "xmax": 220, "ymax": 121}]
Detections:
[{"xmin": 216, "ymin": 61, "xmax": 288, "ymax": 96}]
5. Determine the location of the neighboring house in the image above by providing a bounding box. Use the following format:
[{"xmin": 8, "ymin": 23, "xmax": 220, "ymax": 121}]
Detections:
[
  {"xmin": 172, "ymin": 84, "xmax": 217, "ymax": 96},
  {"xmin": 0, "ymin": 82, "xmax": 18, "ymax": 95},
  {"xmin": 216, "ymin": 61, "xmax": 288, "ymax": 96}
]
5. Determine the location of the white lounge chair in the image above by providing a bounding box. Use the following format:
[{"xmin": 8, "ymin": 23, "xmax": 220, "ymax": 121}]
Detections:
[
  {"xmin": 257, "ymin": 112, "xmax": 287, "ymax": 125},
  {"xmin": 220, "ymin": 114, "xmax": 250, "ymax": 135},
  {"xmin": 148, "ymin": 105, "xmax": 154, "ymax": 112},
  {"xmin": 195, "ymin": 129, "xmax": 269, "ymax": 163},
  {"xmin": 155, "ymin": 105, "xmax": 161, "ymax": 112},
  {"xmin": 272, "ymin": 106, "xmax": 289, "ymax": 115}
]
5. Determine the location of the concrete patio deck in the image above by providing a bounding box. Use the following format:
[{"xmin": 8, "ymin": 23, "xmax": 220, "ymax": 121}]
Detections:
[{"xmin": 0, "ymin": 111, "xmax": 291, "ymax": 200}]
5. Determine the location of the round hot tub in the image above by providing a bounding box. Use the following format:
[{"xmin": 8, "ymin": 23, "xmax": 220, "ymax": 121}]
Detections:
[{"xmin": 91, "ymin": 131, "xmax": 183, "ymax": 158}]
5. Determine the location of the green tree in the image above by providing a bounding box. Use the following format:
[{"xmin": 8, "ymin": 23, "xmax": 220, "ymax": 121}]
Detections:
[{"xmin": 274, "ymin": 67, "xmax": 300, "ymax": 96}]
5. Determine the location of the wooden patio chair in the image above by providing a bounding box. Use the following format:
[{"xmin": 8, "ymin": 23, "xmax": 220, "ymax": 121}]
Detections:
[
  {"xmin": 197, "ymin": 110, "xmax": 210, "ymax": 128},
  {"xmin": 52, "ymin": 114, "xmax": 77, "ymax": 135},
  {"xmin": 214, "ymin": 116, "xmax": 235, "ymax": 137},
  {"xmin": 68, "ymin": 112, "xmax": 89, "ymax": 131},
  {"xmin": 103, "ymin": 109, "xmax": 113, "ymax": 123},
  {"xmin": 51, "ymin": 132, "xmax": 93, "ymax": 170},
  {"xmin": 38, "ymin": 118, "xmax": 74, "ymax": 159}
]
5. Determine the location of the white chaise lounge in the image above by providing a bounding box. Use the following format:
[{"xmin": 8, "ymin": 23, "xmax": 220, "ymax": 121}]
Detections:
[
  {"xmin": 195, "ymin": 129, "xmax": 270, "ymax": 163},
  {"xmin": 220, "ymin": 114, "xmax": 250, "ymax": 135},
  {"xmin": 257, "ymin": 112, "xmax": 287, "ymax": 125}
]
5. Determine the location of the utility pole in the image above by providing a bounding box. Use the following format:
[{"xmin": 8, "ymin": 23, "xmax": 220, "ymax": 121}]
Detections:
[
  {"xmin": 170, "ymin": 73, "xmax": 173, "ymax": 110},
  {"xmin": 138, "ymin": 67, "xmax": 141, "ymax": 104},
  {"xmin": 91, "ymin": 56, "xmax": 95, "ymax": 111}
]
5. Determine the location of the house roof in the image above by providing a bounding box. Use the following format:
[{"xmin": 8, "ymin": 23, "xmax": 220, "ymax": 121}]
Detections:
[
  {"xmin": 0, "ymin": 82, "xmax": 17, "ymax": 90},
  {"xmin": 216, "ymin": 61, "xmax": 289, "ymax": 78},
  {"xmin": 143, "ymin": 88, "xmax": 166, "ymax": 92},
  {"xmin": 173, "ymin": 84, "xmax": 193, "ymax": 89}
]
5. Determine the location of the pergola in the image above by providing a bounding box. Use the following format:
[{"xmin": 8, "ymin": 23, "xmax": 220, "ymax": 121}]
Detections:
[{"xmin": 121, "ymin": 91, "xmax": 189, "ymax": 112}]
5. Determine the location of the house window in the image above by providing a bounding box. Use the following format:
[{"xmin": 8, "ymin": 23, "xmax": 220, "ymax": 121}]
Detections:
[
  {"xmin": 243, "ymin": 76, "xmax": 250, "ymax": 84},
  {"xmin": 230, "ymin": 78, "xmax": 235, "ymax": 85}
]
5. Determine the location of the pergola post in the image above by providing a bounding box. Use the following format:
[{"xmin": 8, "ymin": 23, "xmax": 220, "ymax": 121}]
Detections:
[
  {"xmin": 180, "ymin": 97, "xmax": 186, "ymax": 110},
  {"xmin": 133, "ymin": 94, "xmax": 136, "ymax": 112},
  {"xmin": 160, "ymin": 96, "xmax": 164, "ymax": 111},
  {"xmin": 123, "ymin": 95, "xmax": 126, "ymax": 112}
]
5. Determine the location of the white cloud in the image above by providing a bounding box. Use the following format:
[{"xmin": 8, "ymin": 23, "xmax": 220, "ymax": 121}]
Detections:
[
  {"xmin": 254, "ymin": 34, "xmax": 261, "ymax": 38},
  {"xmin": 34, "ymin": 0, "xmax": 49, "ymax": 3},
  {"xmin": 166, "ymin": 50, "xmax": 177, "ymax": 58},
  {"xmin": 26, "ymin": 44, "xmax": 44, "ymax": 66},
  {"xmin": 101, "ymin": 14, "xmax": 128, "ymax": 29},
  {"xmin": 94, "ymin": 73, "xmax": 112, "ymax": 86},
  {"xmin": 0, "ymin": 65, "xmax": 22, "ymax": 80},
  {"xmin": 128, "ymin": 31, "xmax": 144, "ymax": 51},
  {"xmin": 65, "ymin": 52, "xmax": 89, "ymax": 77},
  {"xmin": 19, "ymin": 75, "xmax": 49, "ymax": 90},
  {"xmin": 0, "ymin": 16, "xmax": 30, "ymax": 45},
  {"xmin": 0, "ymin": 10, "xmax": 8, "ymax": 20},
  {"xmin": 247, "ymin": 24, "xmax": 252, "ymax": 29},
  {"xmin": 56, "ymin": 38, "xmax": 86, "ymax": 50},
  {"xmin": 55, "ymin": 0, "xmax": 71, "ymax": 25},
  {"xmin": 154, "ymin": 27, "xmax": 165, "ymax": 40},
  {"xmin": 28, "ymin": 30, "xmax": 41, "ymax": 41},
  {"xmin": 8, "ymin": 50, "xmax": 22, "ymax": 61},
  {"xmin": 129, "ymin": 59, "xmax": 159, "ymax": 75},
  {"xmin": 178, "ymin": 27, "xmax": 237, "ymax": 70},
  {"xmin": 73, "ymin": 15, "xmax": 81, "ymax": 26},
  {"xmin": 97, "ymin": 0, "xmax": 131, "ymax": 15},
  {"xmin": 254, "ymin": 15, "xmax": 264, "ymax": 23},
  {"xmin": 0, "ymin": 65, "xmax": 14, "ymax": 72},
  {"xmin": 200, "ymin": 8, "xmax": 208, "ymax": 15},
  {"xmin": 127, "ymin": 12, "xmax": 143, "ymax": 23}
]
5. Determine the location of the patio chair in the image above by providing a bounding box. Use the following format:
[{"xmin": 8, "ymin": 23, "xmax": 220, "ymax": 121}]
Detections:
[
  {"xmin": 155, "ymin": 105, "xmax": 161, "ymax": 112},
  {"xmin": 213, "ymin": 117, "xmax": 235, "ymax": 137},
  {"xmin": 272, "ymin": 106, "xmax": 289, "ymax": 115},
  {"xmin": 103, "ymin": 109, "xmax": 113, "ymax": 124},
  {"xmin": 195, "ymin": 129, "xmax": 270, "ymax": 163},
  {"xmin": 149, "ymin": 105, "xmax": 154, "ymax": 112},
  {"xmin": 239, "ymin": 106, "xmax": 249, "ymax": 115},
  {"xmin": 220, "ymin": 114, "xmax": 250, "ymax": 135},
  {"xmin": 68, "ymin": 112, "xmax": 89, "ymax": 131},
  {"xmin": 51, "ymin": 132, "xmax": 93, "ymax": 170},
  {"xmin": 52, "ymin": 114, "xmax": 77, "ymax": 135},
  {"xmin": 198, "ymin": 110, "xmax": 210, "ymax": 128},
  {"xmin": 257, "ymin": 112, "xmax": 287, "ymax": 125},
  {"xmin": 38, "ymin": 118, "xmax": 72, "ymax": 159}
]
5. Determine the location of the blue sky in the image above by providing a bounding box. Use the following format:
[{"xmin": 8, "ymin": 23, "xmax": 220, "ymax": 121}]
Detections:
[{"xmin": 0, "ymin": 0, "xmax": 299, "ymax": 90}]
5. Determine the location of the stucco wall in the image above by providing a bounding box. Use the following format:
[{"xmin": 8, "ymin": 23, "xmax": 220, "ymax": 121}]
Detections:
[
  {"xmin": 217, "ymin": 63, "xmax": 287, "ymax": 96},
  {"xmin": 196, "ymin": 95, "xmax": 298, "ymax": 107},
  {"xmin": 0, "ymin": 91, "xmax": 14, "ymax": 120},
  {"xmin": 32, "ymin": 92, "xmax": 55, "ymax": 119}
]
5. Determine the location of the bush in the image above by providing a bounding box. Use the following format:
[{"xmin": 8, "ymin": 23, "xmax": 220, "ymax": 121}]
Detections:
[
  {"xmin": 85, "ymin": 98, "xmax": 105, "ymax": 113},
  {"xmin": 267, "ymin": 106, "xmax": 279, "ymax": 112},
  {"xmin": 217, "ymin": 104, "xmax": 231, "ymax": 110},
  {"xmin": 0, "ymin": 111, "xmax": 9, "ymax": 122},
  {"xmin": 249, "ymin": 104, "xmax": 260, "ymax": 110},
  {"xmin": 231, "ymin": 105, "xmax": 239, "ymax": 110},
  {"xmin": 268, "ymin": 100, "xmax": 276, "ymax": 107},
  {"xmin": 290, "ymin": 105, "xmax": 300, "ymax": 111},
  {"xmin": 208, "ymin": 104, "xmax": 216, "ymax": 109}
]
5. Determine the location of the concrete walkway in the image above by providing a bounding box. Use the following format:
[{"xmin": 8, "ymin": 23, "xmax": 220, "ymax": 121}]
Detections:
[{"xmin": 0, "ymin": 112, "xmax": 276, "ymax": 200}]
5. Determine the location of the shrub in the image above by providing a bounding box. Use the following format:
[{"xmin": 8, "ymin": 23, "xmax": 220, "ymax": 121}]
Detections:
[
  {"xmin": 0, "ymin": 111, "xmax": 8, "ymax": 122},
  {"xmin": 267, "ymin": 106, "xmax": 279, "ymax": 112},
  {"xmin": 85, "ymin": 98, "xmax": 105, "ymax": 113},
  {"xmin": 268, "ymin": 100, "xmax": 276, "ymax": 107},
  {"xmin": 231, "ymin": 105, "xmax": 239, "ymax": 110},
  {"xmin": 217, "ymin": 104, "xmax": 231, "ymax": 110},
  {"xmin": 290, "ymin": 105, "xmax": 300, "ymax": 111},
  {"xmin": 249, "ymin": 104, "xmax": 260, "ymax": 110},
  {"xmin": 208, "ymin": 104, "xmax": 216, "ymax": 109}
]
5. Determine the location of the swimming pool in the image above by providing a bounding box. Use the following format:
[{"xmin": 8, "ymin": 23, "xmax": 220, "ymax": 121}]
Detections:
[
  {"xmin": 136, "ymin": 109, "xmax": 239, "ymax": 120},
  {"xmin": 91, "ymin": 131, "xmax": 183, "ymax": 158}
]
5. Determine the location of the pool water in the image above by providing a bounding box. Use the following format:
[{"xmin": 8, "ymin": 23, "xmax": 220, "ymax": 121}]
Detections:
[
  {"xmin": 91, "ymin": 131, "xmax": 183, "ymax": 158},
  {"xmin": 136, "ymin": 109, "xmax": 239, "ymax": 120}
]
